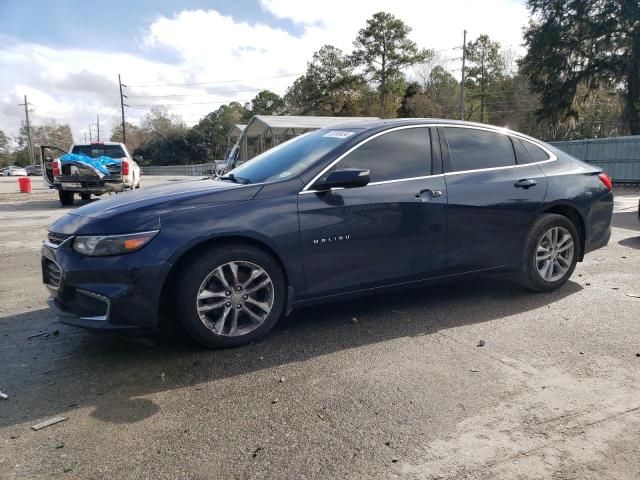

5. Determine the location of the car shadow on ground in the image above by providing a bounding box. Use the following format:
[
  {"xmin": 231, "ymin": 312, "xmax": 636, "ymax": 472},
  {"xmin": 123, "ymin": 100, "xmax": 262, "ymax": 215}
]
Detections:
[
  {"xmin": 618, "ymin": 236, "xmax": 640, "ymax": 250},
  {"xmin": 612, "ymin": 210, "xmax": 639, "ymax": 232},
  {"xmin": 0, "ymin": 276, "xmax": 583, "ymax": 429}
]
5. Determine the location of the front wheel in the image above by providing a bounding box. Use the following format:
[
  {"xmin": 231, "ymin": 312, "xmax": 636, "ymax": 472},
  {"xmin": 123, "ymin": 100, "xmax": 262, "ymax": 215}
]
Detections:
[
  {"xmin": 176, "ymin": 245, "xmax": 286, "ymax": 348},
  {"xmin": 80, "ymin": 193, "xmax": 91, "ymax": 201},
  {"xmin": 58, "ymin": 190, "xmax": 74, "ymax": 206},
  {"xmin": 517, "ymin": 214, "xmax": 579, "ymax": 292}
]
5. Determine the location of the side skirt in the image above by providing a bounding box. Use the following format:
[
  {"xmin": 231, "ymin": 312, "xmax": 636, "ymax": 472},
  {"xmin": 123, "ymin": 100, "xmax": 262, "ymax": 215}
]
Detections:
[{"xmin": 291, "ymin": 265, "xmax": 507, "ymax": 310}]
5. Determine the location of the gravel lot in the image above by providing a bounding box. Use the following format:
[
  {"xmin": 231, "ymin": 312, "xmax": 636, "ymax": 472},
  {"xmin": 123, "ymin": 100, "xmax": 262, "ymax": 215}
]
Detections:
[{"xmin": 0, "ymin": 175, "xmax": 639, "ymax": 480}]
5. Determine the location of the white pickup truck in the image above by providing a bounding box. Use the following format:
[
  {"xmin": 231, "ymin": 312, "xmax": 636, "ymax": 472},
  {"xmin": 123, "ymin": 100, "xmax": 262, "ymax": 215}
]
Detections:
[{"xmin": 41, "ymin": 142, "xmax": 141, "ymax": 206}]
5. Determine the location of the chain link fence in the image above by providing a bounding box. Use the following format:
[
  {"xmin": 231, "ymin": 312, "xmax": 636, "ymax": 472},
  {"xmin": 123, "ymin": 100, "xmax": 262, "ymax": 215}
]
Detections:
[{"xmin": 141, "ymin": 162, "xmax": 223, "ymax": 177}]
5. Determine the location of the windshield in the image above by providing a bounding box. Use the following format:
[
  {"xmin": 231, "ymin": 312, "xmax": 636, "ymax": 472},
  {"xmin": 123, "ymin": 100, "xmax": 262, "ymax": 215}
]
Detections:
[
  {"xmin": 71, "ymin": 145, "xmax": 126, "ymax": 159},
  {"xmin": 224, "ymin": 128, "xmax": 359, "ymax": 184}
]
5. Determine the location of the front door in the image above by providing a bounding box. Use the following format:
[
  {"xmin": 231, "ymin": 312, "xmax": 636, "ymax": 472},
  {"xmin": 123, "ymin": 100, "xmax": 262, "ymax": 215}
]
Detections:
[{"xmin": 298, "ymin": 126, "xmax": 448, "ymax": 298}]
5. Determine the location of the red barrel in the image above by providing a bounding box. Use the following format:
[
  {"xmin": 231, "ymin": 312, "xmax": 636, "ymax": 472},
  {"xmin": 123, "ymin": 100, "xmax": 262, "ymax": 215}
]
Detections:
[{"xmin": 18, "ymin": 177, "xmax": 32, "ymax": 193}]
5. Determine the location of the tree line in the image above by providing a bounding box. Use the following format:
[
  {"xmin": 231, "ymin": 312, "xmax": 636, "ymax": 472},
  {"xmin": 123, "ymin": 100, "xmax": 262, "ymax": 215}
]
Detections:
[{"xmin": 2, "ymin": 1, "xmax": 638, "ymax": 167}]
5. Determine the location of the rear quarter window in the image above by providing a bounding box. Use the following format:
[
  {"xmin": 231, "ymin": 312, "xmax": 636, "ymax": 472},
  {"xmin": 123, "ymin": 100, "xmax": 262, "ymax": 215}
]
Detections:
[
  {"xmin": 521, "ymin": 139, "xmax": 550, "ymax": 162},
  {"xmin": 444, "ymin": 127, "xmax": 516, "ymax": 172}
]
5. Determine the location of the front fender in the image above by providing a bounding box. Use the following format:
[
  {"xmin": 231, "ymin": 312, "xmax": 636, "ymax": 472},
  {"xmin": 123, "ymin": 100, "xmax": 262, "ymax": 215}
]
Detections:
[{"xmin": 157, "ymin": 196, "xmax": 305, "ymax": 293}]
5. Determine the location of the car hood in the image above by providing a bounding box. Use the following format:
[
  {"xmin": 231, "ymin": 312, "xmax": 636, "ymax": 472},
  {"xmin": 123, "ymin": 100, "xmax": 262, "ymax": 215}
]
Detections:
[{"xmin": 50, "ymin": 179, "xmax": 263, "ymax": 235}]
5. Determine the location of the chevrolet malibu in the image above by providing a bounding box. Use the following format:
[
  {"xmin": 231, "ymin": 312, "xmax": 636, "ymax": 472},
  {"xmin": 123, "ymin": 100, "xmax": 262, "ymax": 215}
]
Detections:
[{"xmin": 42, "ymin": 119, "xmax": 613, "ymax": 348}]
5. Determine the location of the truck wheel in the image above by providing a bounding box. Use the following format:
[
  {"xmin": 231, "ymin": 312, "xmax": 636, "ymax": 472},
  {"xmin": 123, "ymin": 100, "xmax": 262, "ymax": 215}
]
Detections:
[
  {"xmin": 80, "ymin": 193, "xmax": 91, "ymax": 201},
  {"xmin": 58, "ymin": 190, "xmax": 74, "ymax": 206}
]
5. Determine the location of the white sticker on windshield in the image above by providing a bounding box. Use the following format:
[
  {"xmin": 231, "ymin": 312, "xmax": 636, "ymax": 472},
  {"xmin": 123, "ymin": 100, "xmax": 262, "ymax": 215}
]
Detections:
[{"xmin": 323, "ymin": 130, "xmax": 354, "ymax": 139}]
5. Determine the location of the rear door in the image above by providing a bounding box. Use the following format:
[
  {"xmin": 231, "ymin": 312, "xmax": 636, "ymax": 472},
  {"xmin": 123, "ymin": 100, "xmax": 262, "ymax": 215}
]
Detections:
[
  {"xmin": 440, "ymin": 126, "xmax": 548, "ymax": 273},
  {"xmin": 298, "ymin": 126, "xmax": 448, "ymax": 297}
]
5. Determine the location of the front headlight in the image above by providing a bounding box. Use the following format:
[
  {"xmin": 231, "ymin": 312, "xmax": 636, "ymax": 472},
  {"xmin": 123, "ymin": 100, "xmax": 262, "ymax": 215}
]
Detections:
[{"xmin": 73, "ymin": 230, "xmax": 159, "ymax": 256}]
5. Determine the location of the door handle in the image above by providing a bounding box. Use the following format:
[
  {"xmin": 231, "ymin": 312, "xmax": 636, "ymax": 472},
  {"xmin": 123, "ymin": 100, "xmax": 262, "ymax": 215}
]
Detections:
[
  {"xmin": 514, "ymin": 179, "xmax": 537, "ymax": 189},
  {"xmin": 415, "ymin": 189, "xmax": 443, "ymax": 199}
]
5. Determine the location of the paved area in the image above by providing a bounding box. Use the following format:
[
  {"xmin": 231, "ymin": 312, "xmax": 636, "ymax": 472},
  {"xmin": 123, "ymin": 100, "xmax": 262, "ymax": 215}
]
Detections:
[{"xmin": 0, "ymin": 176, "xmax": 639, "ymax": 479}]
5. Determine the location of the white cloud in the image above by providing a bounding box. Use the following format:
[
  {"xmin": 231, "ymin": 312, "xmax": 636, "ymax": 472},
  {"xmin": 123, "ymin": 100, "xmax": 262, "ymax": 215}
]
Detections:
[
  {"xmin": 0, "ymin": 1, "xmax": 530, "ymax": 144},
  {"xmin": 0, "ymin": 41, "xmax": 189, "ymax": 144},
  {"xmin": 259, "ymin": 0, "xmax": 528, "ymax": 52}
]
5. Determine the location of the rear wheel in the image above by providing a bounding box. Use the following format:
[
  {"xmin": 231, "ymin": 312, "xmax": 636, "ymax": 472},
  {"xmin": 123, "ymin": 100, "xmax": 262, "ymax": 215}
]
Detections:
[
  {"xmin": 58, "ymin": 190, "xmax": 74, "ymax": 206},
  {"xmin": 518, "ymin": 214, "xmax": 579, "ymax": 292},
  {"xmin": 176, "ymin": 245, "xmax": 286, "ymax": 348}
]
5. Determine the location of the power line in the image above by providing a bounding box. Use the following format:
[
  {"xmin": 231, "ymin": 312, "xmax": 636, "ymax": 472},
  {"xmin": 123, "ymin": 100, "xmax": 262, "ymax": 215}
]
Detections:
[
  {"xmin": 129, "ymin": 99, "xmax": 253, "ymax": 107},
  {"xmin": 128, "ymin": 87, "xmax": 267, "ymax": 98},
  {"xmin": 482, "ymin": 107, "xmax": 538, "ymax": 114},
  {"xmin": 126, "ymin": 72, "xmax": 304, "ymax": 88}
]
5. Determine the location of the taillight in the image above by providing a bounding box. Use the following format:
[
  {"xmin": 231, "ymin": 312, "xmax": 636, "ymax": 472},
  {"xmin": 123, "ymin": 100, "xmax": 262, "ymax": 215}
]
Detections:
[
  {"xmin": 121, "ymin": 160, "xmax": 129, "ymax": 176},
  {"xmin": 598, "ymin": 172, "xmax": 612, "ymax": 191},
  {"xmin": 52, "ymin": 160, "xmax": 60, "ymax": 177}
]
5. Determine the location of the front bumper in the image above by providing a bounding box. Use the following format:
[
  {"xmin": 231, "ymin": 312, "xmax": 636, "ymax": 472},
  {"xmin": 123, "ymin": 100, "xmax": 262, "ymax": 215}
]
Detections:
[{"xmin": 42, "ymin": 238, "xmax": 172, "ymax": 333}]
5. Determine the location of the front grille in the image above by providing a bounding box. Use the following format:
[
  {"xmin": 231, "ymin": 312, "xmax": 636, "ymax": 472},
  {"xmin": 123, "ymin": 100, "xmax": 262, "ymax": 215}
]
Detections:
[
  {"xmin": 43, "ymin": 258, "xmax": 62, "ymax": 288},
  {"xmin": 47, "ymin": 231, "xmax": 72, "ymax": 246}
]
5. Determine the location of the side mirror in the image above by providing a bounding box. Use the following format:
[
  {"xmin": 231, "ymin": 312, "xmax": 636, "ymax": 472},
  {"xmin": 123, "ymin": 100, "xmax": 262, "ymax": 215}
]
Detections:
[{"xmin": 315, "ymin": 168, "xmax": 370, "ymax": 190}]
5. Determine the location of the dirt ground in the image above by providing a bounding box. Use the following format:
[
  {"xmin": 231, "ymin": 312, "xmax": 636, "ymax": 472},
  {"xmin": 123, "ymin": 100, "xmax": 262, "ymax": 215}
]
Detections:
[{"xmin": 0, "ymin": 176, "xmax": 639, "ymax": 480}]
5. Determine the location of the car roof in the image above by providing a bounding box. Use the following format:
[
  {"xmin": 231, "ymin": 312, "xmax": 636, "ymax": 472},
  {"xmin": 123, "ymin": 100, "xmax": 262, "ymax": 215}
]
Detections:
[
  {"xmin": 325, "ymin": 118, "xmax": 549, "ymax": 145},
  {"xmin": 327, "ymin": 118, "xmax": 508, "ymax": 131}
]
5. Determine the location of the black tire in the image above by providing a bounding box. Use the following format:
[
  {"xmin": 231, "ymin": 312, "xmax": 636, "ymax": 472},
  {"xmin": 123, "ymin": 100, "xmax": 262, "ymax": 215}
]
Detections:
[
  {"xmin": 176, "ymin": 245, "xmax": 286, "ymax": 348},
  {"xmin": 80, "ymin": 193, "xmax": 91, "ymax": 201},
  {"xmin": 58, "ymin": 190, "xmax": 74, "ymax": 206},
  {"xmin": 517, "ymin": 213, "xmax": 580, "ymax": 292}
]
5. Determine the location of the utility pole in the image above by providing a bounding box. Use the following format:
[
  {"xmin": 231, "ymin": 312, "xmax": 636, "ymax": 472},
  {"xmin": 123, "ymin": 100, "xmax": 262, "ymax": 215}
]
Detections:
[
  {"xmin": 18, "ymin": 95, "xmax": 35, "ymax": 165},
  {"xmin": 84, "ymin": 132, "xmax": 87, "ymax": 142},
  {"xmin": 118, "ymin": 74, "xmax": 128, "ymax": 145},
  {"xmin": 96, "ymin": 114, "xmax": 100, "ymax": 142},
  {"xmin": 460, "ymin": 30, "xmax": 467, "ymax": 121},
  {"xmin": 480, "ymin": 43, "xmax": 486, "ymax": 123},
  {"xmin": 88, "ymin": 124, "xmax": 92, "ymax": 142}
]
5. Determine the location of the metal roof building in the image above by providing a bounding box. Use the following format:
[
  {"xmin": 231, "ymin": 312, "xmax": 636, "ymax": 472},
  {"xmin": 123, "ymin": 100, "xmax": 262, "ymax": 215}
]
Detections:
[
  {"xmin": 227, "ymin": 124, "xmax": 246, "ymax": 140},
  {"xmin": 231, "ymin": 115, "xmax": 379, "ymax": 162}
]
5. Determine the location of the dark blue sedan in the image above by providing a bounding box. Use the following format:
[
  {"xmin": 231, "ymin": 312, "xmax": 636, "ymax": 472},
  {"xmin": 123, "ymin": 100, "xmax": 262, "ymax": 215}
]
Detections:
[{"xmin": 42, "ymin": 119, "xmax": 613, "ymax": 348}]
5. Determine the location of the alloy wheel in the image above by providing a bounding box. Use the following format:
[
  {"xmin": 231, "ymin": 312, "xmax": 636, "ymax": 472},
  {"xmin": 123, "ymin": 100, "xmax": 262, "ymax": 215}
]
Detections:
[
  {"xmin": 196, "ymin": 261, "xmax": 274, "ymax": 336},
  {"xmin": 535, "ymin": 226, "xmax": 574, "ymax": 282}
]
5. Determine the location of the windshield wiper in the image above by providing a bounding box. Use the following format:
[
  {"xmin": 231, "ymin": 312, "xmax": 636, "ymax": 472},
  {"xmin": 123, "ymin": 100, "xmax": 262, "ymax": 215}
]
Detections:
[{"xmin": 219, "ymin": 173, "xmax": 251, "ymax": 184}]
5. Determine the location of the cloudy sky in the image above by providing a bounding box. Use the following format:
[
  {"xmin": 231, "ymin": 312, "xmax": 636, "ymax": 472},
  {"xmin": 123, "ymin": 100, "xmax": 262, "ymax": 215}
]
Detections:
[{"xmin": 0, "ymin": 0, "xmax": 530, "ymax": 144}]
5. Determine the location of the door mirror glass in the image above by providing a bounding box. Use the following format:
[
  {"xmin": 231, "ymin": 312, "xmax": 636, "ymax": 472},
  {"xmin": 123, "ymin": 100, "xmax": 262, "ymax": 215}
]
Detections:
[{"xmin": 315, "ymin": 168, "xmax": 370, "ymax": 190}]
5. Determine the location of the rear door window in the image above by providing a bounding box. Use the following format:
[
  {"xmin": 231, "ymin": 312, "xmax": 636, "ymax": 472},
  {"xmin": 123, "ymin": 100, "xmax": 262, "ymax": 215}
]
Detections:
[
  {"xmin": 336, "ymin": 127, "xmax": 431, "ymax": 182},
  {"xmin": 444, "ymin": 127, "xmax": 516, "ymax": 172}
]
